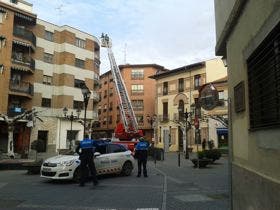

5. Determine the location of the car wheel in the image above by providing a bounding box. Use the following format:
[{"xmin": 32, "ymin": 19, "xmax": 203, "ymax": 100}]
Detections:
[
  {"xmin": 121, "ymin": 161, "xmax": 133, "ymax": 176},
  {"xmin": 73, "ymin": 167, "xmax": 81, "ymax": 183}
]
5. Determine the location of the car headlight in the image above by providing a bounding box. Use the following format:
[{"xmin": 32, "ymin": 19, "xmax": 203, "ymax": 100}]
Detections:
[{"xmin": 61, "ymin": 160, "xmax": 75, "ymax": 166}]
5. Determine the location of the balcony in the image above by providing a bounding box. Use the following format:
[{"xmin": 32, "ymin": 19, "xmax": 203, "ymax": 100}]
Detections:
[
  {"xmin": 13, "ymin": 26, "xmax": 36, "ymax": 47},
  {"xmin": 11, "ymin": 54, "xmax": 35, "ymax": 72},
  {"xmin": 8, "ymin": 107, "xmax": 26, "ymax": 117},
  {"xmin": 92, "ymin": 92, "xmax": 100, "ymax": 102},
  {"xmin": 173, "ymin": 113, "xmax": 186, "ymax": 122},
  {"xmin": 9, "ymin": 80, "xmax": 34, "ymax": 96},
  {"xmin": 158, "ymin": 114, "xmax": 169, "ymax": 123}
]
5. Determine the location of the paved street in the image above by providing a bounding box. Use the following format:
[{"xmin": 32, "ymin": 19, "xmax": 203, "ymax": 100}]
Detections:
[{"xmin": 0, "ymin": 153, "xmax": 228, "ymax": 210}]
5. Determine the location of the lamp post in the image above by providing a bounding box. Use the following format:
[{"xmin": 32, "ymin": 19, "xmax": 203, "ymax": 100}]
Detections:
[
  {"xmin": 81, "ymin": 84, "xmax": 91, "ymax": 139},
  {"xmin": 178, "ymin": 106, "xmax": 190, "ymax": 159},
  {"xmin": 146, "ymin": 114, "xmax": 157, "ymax": 142},
  {"xmin": 63, "ymin": 107, "xmax": 81, "ymax": 150}
]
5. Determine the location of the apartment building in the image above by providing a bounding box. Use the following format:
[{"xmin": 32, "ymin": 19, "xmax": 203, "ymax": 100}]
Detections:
[
  {"xmin": 150, "ymin": 58, "xmax": 227, "ymax": 153},
  {"xmin": 215, "ymin": 0, "xmax": 280, "ymax": 208},
  {"xmin": 0, "ymin": 0, "xmax": 100, "ymax": 158},
  {"xmin": 31, "ymin": 19, "xmax": 100, "ymax": 157},
  {"xmin": 0, "ymin": 0, "xmax": 36, "ymax": 156},
  {"xmin": 93, "ymin": 64, "xmax": 166, "ymax": 141}
]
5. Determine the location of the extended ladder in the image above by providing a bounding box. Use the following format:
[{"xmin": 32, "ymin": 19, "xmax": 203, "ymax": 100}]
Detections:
[{"xmin": 101, "ymin": 34, "xmax": 139, "ymax": 135}]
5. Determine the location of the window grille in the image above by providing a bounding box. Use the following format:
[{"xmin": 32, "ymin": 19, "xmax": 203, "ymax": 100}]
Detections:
[{"xmin": 247, "ymin": 21, "xmax": 280, "ymax": 130}]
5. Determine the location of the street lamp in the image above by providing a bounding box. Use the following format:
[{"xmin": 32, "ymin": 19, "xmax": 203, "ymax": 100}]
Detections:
[
  {"xmin": 146, "ymin": 114, "xmax": 157, "ymax": 142},
  {"xmin": 81, "ymin": 84, "xmax": 91, "ymax": 139},
  {"xmin": 63, "ymin": 107, "xmax": 81, "ymax": 150},
  {"xmin": 178, "ymin": 106, "xmax": 190, "ymax": 159}
]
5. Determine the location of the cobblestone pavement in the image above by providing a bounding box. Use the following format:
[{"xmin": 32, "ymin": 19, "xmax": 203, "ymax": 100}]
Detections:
[{"xmin": 0, "ymin": 152, "xmax": 228, "ymax": 210}]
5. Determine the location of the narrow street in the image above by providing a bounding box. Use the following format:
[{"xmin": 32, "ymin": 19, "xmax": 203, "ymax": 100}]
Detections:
[{"xmin": 0, "ymin": 153, "xmax": 228, "ymax": 210}]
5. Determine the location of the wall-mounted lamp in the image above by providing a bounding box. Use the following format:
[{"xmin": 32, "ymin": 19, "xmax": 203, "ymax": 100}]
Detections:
[
  {"xmin": 222, "ymin": 56, "xmax": 227, "ymax": 67},
  {"xmin": 0, "ymin": 64, "xmax": 4, "ymax": 74}
]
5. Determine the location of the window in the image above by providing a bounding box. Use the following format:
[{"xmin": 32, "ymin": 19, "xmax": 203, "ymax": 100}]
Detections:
[
  {"xmin": 136, "ymin": 115, "xmax": 144, "ymax": 125},
  {"xmin": 178, "ymin": 78, "xmax": 184, "ymax": 92},
  {"xmin": 109, "ymin": 102, "xmax": 113, "ymax": 111},
  {"xmin": 131, "ymin": 69, "xmax": 144, "ymax": 79},
  {"xmin": 75, "ymin": 58, "xmax": 85, "ymax": 68},
  {"xmin": 247, "ymin": 21, "xmax": 280, "ymax": 130},
  {"xmin": 75, "ymin": 38, "xmax": 85, "ymax": 48},
  {"xmin": 43, "ymin": 75, "xmax": 52, "ymax": 85},
  {"xmin": 73, "ymin": 100, "xmax": 83, "ymax": 110},
  {"xmin": 109, "ymin": 116, "xmax": 112, "ymax": 124},
  {"xmin": 104, "ymin": 90, "xmax": 107, "ymax": 98},
  {"xmin": 10, "ymin": 0, "xmax": 18, "ymax": 4},
  {"xmin": 109, "ymin": 88, "xmax": 113, "ymax": 96},
  {"xmin": 44, "ymin": 31, "xmax": 54, "ymax": 42},
  {"xmin": 74, "ymin": 79, "xmax": 84, "ymax": 88},
  {"xmin": 194, "ymin": 74, "xmax": 201, "ymax": 89},
  {"xmin": 0, "ymin": 12, "xmax": 4, "ymax": 23},
  {"xmin": 218, "ymin": 91, "xmax": 225, "ymax": 106},
  {"xmin": 43, "ymin": 53, "xmax": 53, "ymax": 63},
  {"xmin": 37, "ymin": 130, "xmax": 48, "ymax": 152},
  {"xmin": 108, "ymin": 144, "xmax": 126, "ymax": 153},
  {"xmin": 132, "ymin": 100, "xmax": 144, "ymax": 111},
  {"xmin": 41, "ymin": 98, "xmax": 51, "ymax": 108},
  {"xmin": 163, "ymin": 102, "xmax": 168, "ymax": 121},
  {"xmin": 163, "ymin": 82, "xmax": 168, "ymax": 95},
  {"xmin": 131, "ymin": 84, "xmax": 144, "ymax": 94}
]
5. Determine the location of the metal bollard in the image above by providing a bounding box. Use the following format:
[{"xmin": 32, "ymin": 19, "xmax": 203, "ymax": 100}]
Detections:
[{"xmin": 178, "ymin": 152, "xmax": 180, "ymax": 167}]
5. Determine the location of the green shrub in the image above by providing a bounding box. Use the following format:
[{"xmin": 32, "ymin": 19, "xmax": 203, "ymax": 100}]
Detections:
[
  {"xmin": 204, "ymin": 149, "xmax": 222, "ymax": 162},
  {"xmin": 197, "ymin": 151, "xmax": 206, "ymax": 159}
]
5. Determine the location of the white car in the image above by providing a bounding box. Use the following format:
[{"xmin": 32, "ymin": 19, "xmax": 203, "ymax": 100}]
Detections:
[{"xmin": 40, "ymin": 143, "xmax": 134, "ymax": 181}]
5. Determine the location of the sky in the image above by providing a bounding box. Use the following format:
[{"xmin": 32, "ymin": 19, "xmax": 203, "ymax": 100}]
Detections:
[{"xmin": 28, "ymin": 0, "xmax": 216, "ymax": 74}]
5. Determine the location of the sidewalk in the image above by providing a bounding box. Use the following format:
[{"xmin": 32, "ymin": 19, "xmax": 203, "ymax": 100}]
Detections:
[{"xmin": 149, "ymin": 152, "xmax": 229, "ymax": 210}]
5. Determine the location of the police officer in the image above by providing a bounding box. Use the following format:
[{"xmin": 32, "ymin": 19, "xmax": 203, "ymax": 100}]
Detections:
[
  {"xmin": 135, "ymin": 137, "xmax": 149, "ymax": 177},
  {"xmin": 75, "ymin": 134, "xmax": 98, "ymax": 187}
]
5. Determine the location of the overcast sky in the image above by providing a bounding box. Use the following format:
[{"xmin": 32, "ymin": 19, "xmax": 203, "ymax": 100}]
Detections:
[{"xmin": 28, "ymin": 0, "xmax": 216, "ymax": 74}]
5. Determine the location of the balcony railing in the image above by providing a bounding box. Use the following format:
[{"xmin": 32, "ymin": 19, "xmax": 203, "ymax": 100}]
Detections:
[
  {"xmin": 173, "ymin": 113, "xmax": 186, "ymax": 122},
  {"xmin": 9, "ymin": 80, "xmax": 34, "ymax": 96},
  {"xmin": 11, "ymin": 54, "xmax": 35, "ymax": 71},
  {"xmin": 13, "ymin": 26, "xmax": 36, "ymax": 46},
  {"xmin": 158, "ymin": 114, "xmax": 169, "ymax": 123},
  {"xmin": 92, "ymin": 92, "xmax": 99, "ymax": 102},
  {"xmin": 8, "ymin": 107, "xmax": 26, "ymax": 117}
]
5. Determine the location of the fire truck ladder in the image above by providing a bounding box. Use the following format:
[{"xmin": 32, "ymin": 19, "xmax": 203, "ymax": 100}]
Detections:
[{"xmin": 101, "ymin": 34, "xmax": 139, "ymax": 134}]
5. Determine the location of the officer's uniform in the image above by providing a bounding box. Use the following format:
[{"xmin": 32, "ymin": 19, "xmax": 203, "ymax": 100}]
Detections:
[
  {"xmin": 75, "ymin": 138, "xmax": 98, "ymax": 186},
  {"xmin": 135, "ymin": 137, "xmax": 149, "ymax": 177}
]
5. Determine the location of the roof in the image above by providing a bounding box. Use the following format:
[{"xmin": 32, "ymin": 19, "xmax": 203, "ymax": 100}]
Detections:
[
  {"xmin": 149, "ymin": 61, "xmax": 205, "ymax": 80},
  {"xmin": 211, "ymin": 76, "xmax": 228, "ymax": 84},
  {"xmin": 100, "ymin": 63, "xmax": 168, "ymax": 78}
]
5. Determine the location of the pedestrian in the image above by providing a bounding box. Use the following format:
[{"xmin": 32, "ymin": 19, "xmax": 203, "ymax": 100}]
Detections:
[
  {"xmin": 202, "ymin": 138, "xmax": 206, "ymax": 150},
  {"xmin": 75, "ymin": 134, "xmax": 98, "ymax": 187},
  {"xmin": 135, "ymin": 137, "xmax": 149, "ymax": 177}
]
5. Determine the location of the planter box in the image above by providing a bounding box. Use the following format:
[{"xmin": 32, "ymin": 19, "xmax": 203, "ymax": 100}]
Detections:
[
  {"xmin": 23, "ymin": 160, "xmax": 42, "ymax": 174},
  {"xmin": 191, "ymin": 158, "xmax": 211, "ymax": 168}
]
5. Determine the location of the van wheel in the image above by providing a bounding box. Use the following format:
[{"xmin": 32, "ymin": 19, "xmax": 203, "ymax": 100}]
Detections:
[{"xmin": 121, "ymin": 161, "xmax": 133, "ymax": 176}]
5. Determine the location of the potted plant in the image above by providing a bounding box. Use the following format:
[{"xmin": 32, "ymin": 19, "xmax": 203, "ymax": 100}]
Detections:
[
  {"xmin": 191, "ymin": 151, "xmax": 211, "ymax": 168},
  {"xmin": 204, "ymin": 149, "xmax": 222, "ymax": 163}
]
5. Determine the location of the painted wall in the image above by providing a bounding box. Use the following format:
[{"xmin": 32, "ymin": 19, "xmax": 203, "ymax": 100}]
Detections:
[{"xmin": 215, "ymin": 0, "xmax": 280, "ymax": 209}]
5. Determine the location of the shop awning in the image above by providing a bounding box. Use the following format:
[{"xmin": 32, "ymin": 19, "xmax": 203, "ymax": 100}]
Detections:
[
  {"xmin": 12, "ymin": 39, "xmax": 35, "ymax": 51},
  {"xmin": 15, "ymin": 12, "xmax": 36, "ymax": 24},
  {"xmin": 216, "ymin": 128, "xmax": 228, "ymax": 135},
  {"xmin": 11, "ymin": 65, "xmax": 32, "ymax": 73}
]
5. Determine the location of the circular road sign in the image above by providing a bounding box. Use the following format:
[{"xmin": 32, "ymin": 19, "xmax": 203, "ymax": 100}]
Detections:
[{"xmin": 199, "ymin": 84, "xmax": 219, "ymax": 110}]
